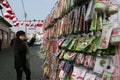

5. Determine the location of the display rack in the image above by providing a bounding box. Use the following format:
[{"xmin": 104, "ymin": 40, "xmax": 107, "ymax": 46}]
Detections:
[{"xmin": 43, "ymin": 0, "xmax": 120, "ymax": 80}]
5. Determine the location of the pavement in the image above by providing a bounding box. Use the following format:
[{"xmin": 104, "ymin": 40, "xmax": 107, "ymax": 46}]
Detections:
[{"xmin": 0, "ymin": 46, "xmax": 45, "ymax": 80}]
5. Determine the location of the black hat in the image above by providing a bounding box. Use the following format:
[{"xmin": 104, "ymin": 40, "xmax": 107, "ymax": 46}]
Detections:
[{"xmin": 16, "ymin": 30, "xmax": 25, "ymax": 37}]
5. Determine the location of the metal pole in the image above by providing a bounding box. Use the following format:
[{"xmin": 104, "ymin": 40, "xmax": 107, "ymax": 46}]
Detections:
[
  {"xmin": 24, "ymin": 13, "xmax": 27, "ymax": 33},
  {"xmin": 21, "ymin": 0, "xmax": 27, "ymax": 34}
]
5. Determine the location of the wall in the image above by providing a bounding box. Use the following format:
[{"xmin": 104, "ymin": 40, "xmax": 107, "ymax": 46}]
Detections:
[{"xmin": 0, "ymin": 22, "xmax": 11, "ymax": 48}]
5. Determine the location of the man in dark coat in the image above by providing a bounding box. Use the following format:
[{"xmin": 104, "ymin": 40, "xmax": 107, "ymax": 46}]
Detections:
[{"xmin": 14, "ymin": 30, "xmax": 36, "ymax": 80}]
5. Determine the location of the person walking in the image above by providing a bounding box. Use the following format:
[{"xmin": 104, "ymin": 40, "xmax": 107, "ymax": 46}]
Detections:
[
  {"xmin": 10, "ymin": 39, "xmax": 14, "ymax": 46},
  {"xmin": 13, "ymin": 30, "xmax": 36, "ymax": 80}
]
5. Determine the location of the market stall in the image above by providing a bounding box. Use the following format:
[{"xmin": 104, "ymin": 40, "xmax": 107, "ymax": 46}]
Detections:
[{"xmin": 43, "ymin": 0, "xmax": 120, "ymax": 80}]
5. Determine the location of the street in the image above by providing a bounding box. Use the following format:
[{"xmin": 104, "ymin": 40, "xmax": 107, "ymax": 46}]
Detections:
[{"xmin": 0, "ymin": 46, "xmax": 44, "ymax": 80}]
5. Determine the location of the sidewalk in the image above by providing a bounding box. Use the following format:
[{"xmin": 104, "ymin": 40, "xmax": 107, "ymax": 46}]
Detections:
[{"xmin": 0, "ymin": 46, "xmax": 44, "ymax": 80}]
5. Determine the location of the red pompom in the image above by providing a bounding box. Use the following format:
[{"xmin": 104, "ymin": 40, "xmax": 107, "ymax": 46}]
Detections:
[
  {"xmin": 9, "ymin": 15, "xmax": 15, "ymax": 20},
  {"xmin": 2, "ymin": 1, "xmax": 10, "ymax": 8},
  {"xmin": 13, "ymin": 21, "xmax": 19, "ymax": 27},
  {"xmin": 36, "ymin": 22, "xmax": 43, "ymax": 27},
  {"xmin": 6, "ymin": 8, "xmax": 13, "ymax": 15},
  {"xmin": 4, "ymin": 12, "xmax": 10, "ymax": 18}
]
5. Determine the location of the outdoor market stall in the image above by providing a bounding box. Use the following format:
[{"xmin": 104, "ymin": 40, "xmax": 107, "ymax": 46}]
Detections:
[{"xmin": 43, "ymin": 0, "xmax": 120, "ymax": 80}]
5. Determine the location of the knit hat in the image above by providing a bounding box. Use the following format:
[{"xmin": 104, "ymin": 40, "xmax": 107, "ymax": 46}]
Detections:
[{"xmin": 16, "ymin": 30, "xmax": 25, "ymax": 37}]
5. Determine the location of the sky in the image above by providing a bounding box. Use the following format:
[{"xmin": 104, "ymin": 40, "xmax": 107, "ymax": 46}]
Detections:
[
  {"xmin": 6, "ymin": 0, "xmax": 58, "ymax": 33},
  {"xmin": 1, "ymin": 0, "xmax": 120, "ymax": 34}
]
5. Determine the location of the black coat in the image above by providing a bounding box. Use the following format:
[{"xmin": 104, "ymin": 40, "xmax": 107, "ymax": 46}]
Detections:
[{"xmin": 14, "ymin": 38, "xmax": 35, "ymax": 69}]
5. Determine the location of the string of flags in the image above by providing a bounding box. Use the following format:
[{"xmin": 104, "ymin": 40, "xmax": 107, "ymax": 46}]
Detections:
[
  {"xmin": 0, "ymin": 0, "xmax": 43, "ymax": 27},
  {"xmin": 18, "ymin": 20, "xmax": 43, "ymax": 27}
]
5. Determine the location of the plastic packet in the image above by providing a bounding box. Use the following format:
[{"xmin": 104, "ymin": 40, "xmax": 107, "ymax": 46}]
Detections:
[{"xmin": 98, "ymin": 23, "xmax": 114, "ymax": 49}]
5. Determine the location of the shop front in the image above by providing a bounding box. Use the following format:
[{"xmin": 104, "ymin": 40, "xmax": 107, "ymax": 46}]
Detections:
[{"xmin": 0, "ymin": 16, "xmax": 12, "ymax": 48}]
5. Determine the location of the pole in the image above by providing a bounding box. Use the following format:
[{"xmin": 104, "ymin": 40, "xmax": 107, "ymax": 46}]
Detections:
[
  {"xmin": 24, "ymin": 13, "xmax": 27, "ymax": 34},
  {"xmin": 21, "ymin": 0, "xmax": 27, "ymax": 34}
]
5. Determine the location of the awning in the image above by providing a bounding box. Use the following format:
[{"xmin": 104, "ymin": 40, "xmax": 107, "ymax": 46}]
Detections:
[{"xmin": 0, "ymin": 16, "xmax": 12, "ymax": 27}]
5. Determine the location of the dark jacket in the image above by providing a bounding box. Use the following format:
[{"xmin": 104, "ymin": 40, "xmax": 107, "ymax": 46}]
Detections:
[
  {"xmin": 0, "ymin": 39, "xmax": 2, "ymax": 46},
  {"xmin": 14, "ymin": 37, "xmax": 35, "ymax": 69}
]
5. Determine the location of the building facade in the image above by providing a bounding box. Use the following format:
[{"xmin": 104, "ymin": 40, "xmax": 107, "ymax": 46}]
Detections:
[{"xmin": 0, "ymin": 16, "xmax": 12, "ymax": 48}]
